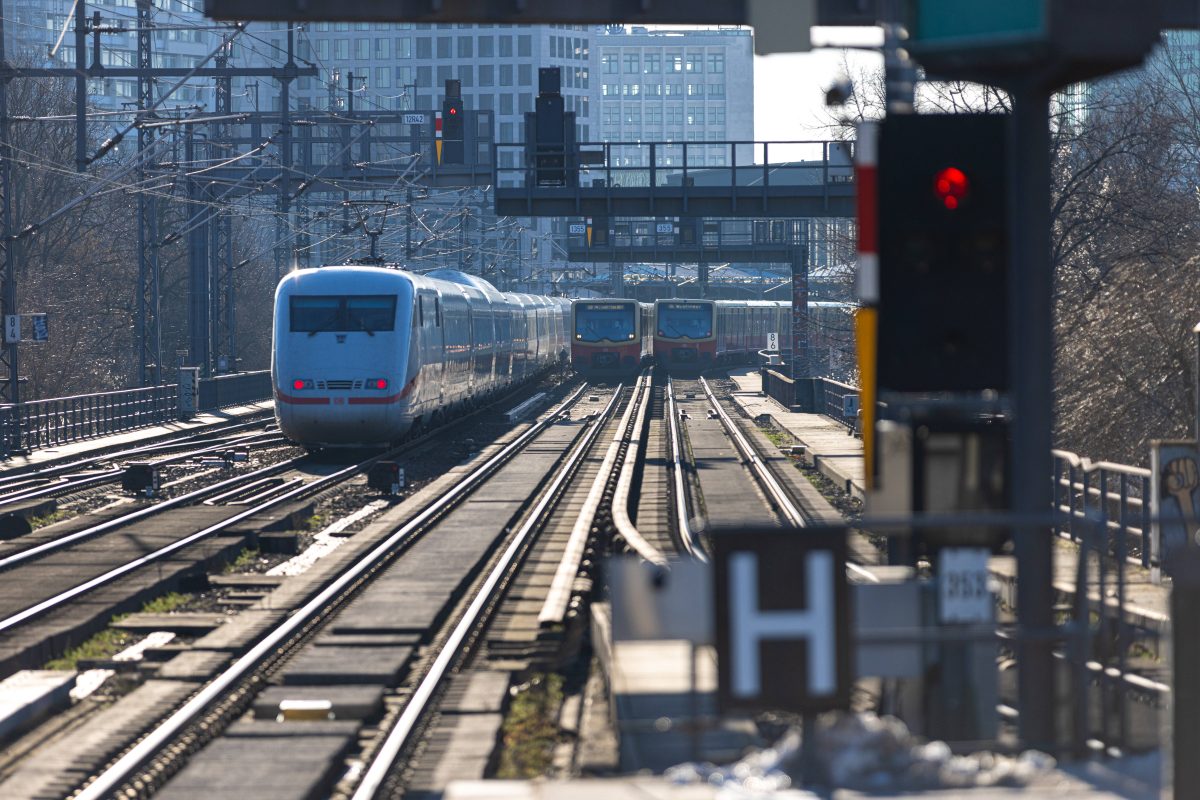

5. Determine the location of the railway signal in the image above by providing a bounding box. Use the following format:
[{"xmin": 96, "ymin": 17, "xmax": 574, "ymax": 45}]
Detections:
[
  {"xmin": 441, "ymin": 79, "xmax": 464, "ymax": 164},
  {"xmin": 876, "ymin": 113, "xmax": 1009, "ymax": 394}
]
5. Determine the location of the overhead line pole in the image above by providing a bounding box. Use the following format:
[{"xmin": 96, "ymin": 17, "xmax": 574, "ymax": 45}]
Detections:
[
  {"xmin": 0, "ymin": 0, "xmax": 19, "ymax": 422},
  {"xmin": 135, "ymin": 0, "xmax": 162, "ymax": 386}
]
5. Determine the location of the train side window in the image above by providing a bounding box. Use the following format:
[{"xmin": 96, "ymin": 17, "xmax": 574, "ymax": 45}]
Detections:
[
  {"xmin": 418, "ymin": 295, "xmax": 425, "ymax": 327},
  {"xmin": 434, "ymin": 297, "xmax": 442, "ymax": 327}
]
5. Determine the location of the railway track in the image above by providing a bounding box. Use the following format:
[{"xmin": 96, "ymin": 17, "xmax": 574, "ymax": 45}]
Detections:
[
  {"xmin": 3, "ymin": 368, "xmax": 1164, "ymax": 797},
  {"xmin": 59, "ymin": 382, "xmax": 604, "ymax": 799}
]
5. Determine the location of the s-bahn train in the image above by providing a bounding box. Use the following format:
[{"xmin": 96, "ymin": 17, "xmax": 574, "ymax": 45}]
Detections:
[
  {"xmin": 570, "ymin": 299, "xmax": 654, "ymax": 376},
  {"xmin": 273, "ymin": 265, "xmax": 570, "ymax": 447},
  {"xmin": 654, "ymin": 299, "xmax": 857, "ymax": 371}
]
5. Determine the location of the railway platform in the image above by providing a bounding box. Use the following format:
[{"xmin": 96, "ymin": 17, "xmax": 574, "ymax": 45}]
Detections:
[{"xmin": 725, "ymin": 368, "xmax": 866, "ymax": 501}]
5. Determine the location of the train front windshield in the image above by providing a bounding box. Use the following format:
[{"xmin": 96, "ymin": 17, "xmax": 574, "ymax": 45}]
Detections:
[
  {"xmin": 290, "ymin": 295, "xmax": 397, "ymax": 333},
  {"xmin": 575, "ymin": 303, "xmax": 637, "ymax": 342},
  {"xmin": 658, "ymin": 303, "xmax": 712, "ymax": 339}
]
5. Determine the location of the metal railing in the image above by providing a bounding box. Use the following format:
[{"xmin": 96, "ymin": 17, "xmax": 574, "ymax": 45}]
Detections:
[
  {"xmin": 817, "ymin": 376, "xmax": 860, "ymax": 432},
  {"xmin": 0, "ymin": 370, "xmax": 273, "ymax": 458},
  {"xmin": 0, "ymin": 384, "xmax": 178, "ymax": 456},
  {"xmin": 495, "ymin": 139, "xmax": 853, "ymax": 190},
  {"xmin": 758, "ymin": 368, "xmax": 861, "ymax": 432},
  {"xmin": 1052, "ymin": 449, "xmax": 1153, "ymax": 567}
]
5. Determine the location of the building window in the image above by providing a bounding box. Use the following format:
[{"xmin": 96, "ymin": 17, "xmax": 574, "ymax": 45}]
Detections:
[
  {"xmin": 500, "ymin": 64, "xmax": 513, "ymax": 86},
  {"xmin": 646, "ymin": 106, "xmax": 662, "ymax": 125},
  {"xmin": 603, "ymin": 105, "xmax": 619, "ymax": 125},
  {"xmin": 375, "ymin": 38, "xmax": 390, "ymax": 59},
  {"xmin": 459, "ymin": 66, "xmax": 474, "ymax": 87},
  {"xmin": 624, "ymin": 106, "xmax": 641, "ymax": 125},
  {"xmin": 479, "ymin": 64, "xmax": 494, "ymax": 86},
  {"xmin": 623, "ymin": 83, "xmax": 640, "ymax": 96},
  {"xmin": 499, "ymin": 36, "xmax": 513, "ymax": 57},
  {"xmin": 518, "ymin": 35, "xmax": 532, "ymax": 57},
  {"xmin": 355, "ymin": 38, "xmax": 369, "ymax": 60},
  {"xmin": 416, "ymin": 37, "xmax": 430, "ymax": 58},
  {"xmin": 708, "ymin": 82, "xmax": 725, "ymax": 97},
  {"xmin": 317, "ymin": 39, "xmax": 330, "ymax": 60},
  {"xmin": 666, "ymin": 105, "xmax": 683, "ymax": 125},
  {"xmin": 687, "ymin": 108, "xmax": 704, "ymax": 125},
  {"xmin": 624, "ymin": 53, "xmax": 639, "ymax": 73},
  {"xmin": 335, "ymin": 39, "xmax": 349, "ymax": 60},
  {"xmin": 602, "ymin": 83, "xmax": 618, "ymax": 96},
  {"xmin": 602, "ymin": 54, "xmax": 618, "ymax": 74},
  {"xmin": 665, "ymin": 81, "xmax": 682, "ymax": 96},
  {"xmin": 708, "ymin": 52, "xmax": 725, "ymax": 73},
  {"xmin": 518, "ymin": 63, "xmax": 532, "ymax": 86},
  {"xmin": 437, "ymin": 65, "xmax": 453, "ymax": 87},
  {"xmin": 643, "ymin": 83, "xmax": 662, "ymax": 97},
  {"xmin": 668, "ymin": 54, "xmax": 683, "ymax": 72},
  {"xmin": 479, "ymin": 35, "xmax": 494, "ymax": 57},
  {"xmin": 478, "ymin": 93, "xmax": 494, "ymax": 110},
  {"xmin": 687, "ymin": 82, "xmax": 704, "ymax": 96},
  {"xmin": 642, "ymin": 53, "xmax": 661, "ymax": 74},
  {"xmin": 437, "ymin": 37, "xmax": 451, "ymax": 58},
  {"xmin": 375, "ymin": 66, "xmax": 391, "ymax": 88},
  {"xmin": 456, "ymin": 37, "xmax": 471, "ymax": 57},
  {"xmin": 500, "ymin": 93, "xmax": 514, "ymax": 114},
  {"xmin": 519, "ymin": 93, "xmax": 532, "ymax": 113},
  {"xmin": 685, "ymin": 54, "xmax": 702, "ymax": 72},
  {"xmin": 417, "ymin": 65, "xmax": 432, "ymax": 87},
  {"xmin": 710, "ymin": 106, "xmax": 725, "ymax": 126},
  {"xmin": 396, "ymin": 37, "xmax": 412, "ymax": 58}
]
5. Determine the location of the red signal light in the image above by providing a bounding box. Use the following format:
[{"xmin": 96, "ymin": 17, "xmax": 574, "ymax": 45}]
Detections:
[
  {"xmin": 933, "ymin": 166, "xmax": 969, "ymax": 210},
  {"xmin": 448, "ymin": 106, "xmax": 458, "ymax": 115}
]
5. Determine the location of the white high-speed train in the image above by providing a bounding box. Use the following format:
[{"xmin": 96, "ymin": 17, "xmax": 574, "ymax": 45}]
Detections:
[{"xmin": 272, "ymin": 265, "xmax": 570, "ymax": 447}]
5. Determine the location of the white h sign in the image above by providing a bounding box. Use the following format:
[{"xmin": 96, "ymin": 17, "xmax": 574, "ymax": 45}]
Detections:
[
  {"xmin": 714, "ymin": 527, "xmax": 850, "ymax": 713},
  {"xmin": 729, "ymin": 551, "xmax": 836, "ymax": 697}
]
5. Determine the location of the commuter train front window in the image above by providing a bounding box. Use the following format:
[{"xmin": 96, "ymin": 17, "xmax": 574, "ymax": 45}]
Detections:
[
  {"xmin": 290, "ymin": 295, "xmax": 398, "ymax": 333},
  {"xmin": 658, "ymin": 303, "xmax": 713, "ymax": 339},
  {"xmin": 574, "ymin": 302, "xmax": 636, "ymax": 343}
]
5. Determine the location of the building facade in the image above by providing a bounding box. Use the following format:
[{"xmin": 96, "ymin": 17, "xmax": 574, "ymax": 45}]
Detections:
[{"xmin": 593, "ymin": 25, "xmax": 754, "ymax": 167}]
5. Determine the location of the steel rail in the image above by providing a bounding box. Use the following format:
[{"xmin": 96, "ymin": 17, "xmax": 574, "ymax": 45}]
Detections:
[
  {"xmin": 0, "ymin": 432, "xmax": 287, "ymax": 508},
  {"xmin": 698, "ymin": 377, "xmax": 878, "ymax": 583},
  {"xmin": 0, "ymin": 453, "xmax": 312, "ymax": 571},
  {"xmin": 610, "ymin": 374, "xmax": 668, "ymax": 566},
  {"xmin": 538, "ymin": 376, "xmax": 645, "ymax": 628},
  {"xmin": 0, "ymin": 414, "xmax": 275, "ymax": 488},
  {"xmin": 666, "ymin": 379, "xmax": 706, "ymax": 562},
  {"xmin": 353, "ymin": 383, "xmax": 614, "ymax": 799},
  {"xmin": 75, "ymin": 383, "xmax": 591, "ymax": 800}
]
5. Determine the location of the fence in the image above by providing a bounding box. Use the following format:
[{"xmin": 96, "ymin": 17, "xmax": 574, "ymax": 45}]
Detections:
[
  {"xmin": 1052, "ymin": 449, "xmax": 1152, "ymax": 568},
  {"xmin": 759, "ymin": 368, "xmax": 861, "ymax": 432},
  {"xmin": 0, "ymin": 370, "xmax": 272, "ymax": 457}
]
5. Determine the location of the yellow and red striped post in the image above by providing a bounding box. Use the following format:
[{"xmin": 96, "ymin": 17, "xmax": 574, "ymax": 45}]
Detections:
[
  {"xmin": 434, "ymin": 110, "xmax": 443, "ymax": 164},
  {"xmin": 854, "ymin": 121, "xmax": 879, "ymax": 490}
]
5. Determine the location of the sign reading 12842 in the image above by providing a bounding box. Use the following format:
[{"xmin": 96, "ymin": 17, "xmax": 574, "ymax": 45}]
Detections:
[{"xmin": 402, "ymin": 113, "xmax": 425, "ymax": 125}]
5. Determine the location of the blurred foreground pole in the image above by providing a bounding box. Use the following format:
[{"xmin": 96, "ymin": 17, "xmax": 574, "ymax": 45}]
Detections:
[
  {"xmin": 1008, "ymin": 86, "xmax": 1056, "ymax": 753},
  {"xmin": 1170, "ymin": 550, "xmax": 1200, "ymax": 796}
]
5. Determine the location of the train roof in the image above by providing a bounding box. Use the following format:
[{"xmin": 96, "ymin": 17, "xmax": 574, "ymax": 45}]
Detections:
[{"xmin": 424, "ymin": 269, "xmax": 501, "ymax": 293}]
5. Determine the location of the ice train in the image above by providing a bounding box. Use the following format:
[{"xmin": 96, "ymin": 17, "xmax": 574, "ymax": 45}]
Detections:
[{"xmin": 272, "ymin": 265, "xmax": 570, "ymax": 447}]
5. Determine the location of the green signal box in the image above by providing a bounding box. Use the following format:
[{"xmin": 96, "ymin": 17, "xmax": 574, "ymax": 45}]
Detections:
[
  {"xmin": 912, "ymin": 0, "xmax": 1045, "ymax": 47},
  {"xmin": 906, "ymin": 0, "xmax": 1162, "ymax": 83}
]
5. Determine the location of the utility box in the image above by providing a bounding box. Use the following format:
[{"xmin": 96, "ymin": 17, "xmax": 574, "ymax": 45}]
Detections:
[{"xmin": 178, "ymin": 367, "xmax": 201, "ymax": 420}]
